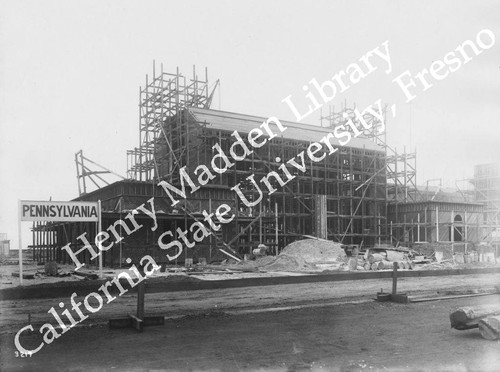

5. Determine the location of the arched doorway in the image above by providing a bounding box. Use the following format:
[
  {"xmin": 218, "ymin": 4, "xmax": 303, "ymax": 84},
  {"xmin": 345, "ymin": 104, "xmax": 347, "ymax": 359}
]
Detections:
[{"xmin": 450, "ymin": 214, "xmax": 463, "ymax": 242}]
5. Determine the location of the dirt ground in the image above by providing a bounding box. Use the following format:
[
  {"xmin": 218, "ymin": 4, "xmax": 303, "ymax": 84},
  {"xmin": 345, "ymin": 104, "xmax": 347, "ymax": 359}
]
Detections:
[
  {"xmin": 1, "ymin": 273, "xmax": 500, "ymax": 371},
  {"xmin": 1, "ymin": 273, "xmax": 499, "ymax": 332},
  {"xmin": 1, "ymin": 294, "xmax": 500, "ymax": 371}
]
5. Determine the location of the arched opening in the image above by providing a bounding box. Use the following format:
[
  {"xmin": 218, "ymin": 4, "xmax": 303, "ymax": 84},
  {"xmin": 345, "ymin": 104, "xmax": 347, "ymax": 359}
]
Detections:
[{"xmin": 450, "ymin": 214, "xmax": 463, "ymax": 242}]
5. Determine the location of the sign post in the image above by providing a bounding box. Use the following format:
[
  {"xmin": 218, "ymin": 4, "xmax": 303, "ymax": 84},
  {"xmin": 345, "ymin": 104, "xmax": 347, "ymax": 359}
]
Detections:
[
  {"xmin": 18, "ymin": 200, "xmax": 23, "ymax": 286},
  {"xmin": 98, "ymin": 200, "xmax": 103, "ymax": 279}
]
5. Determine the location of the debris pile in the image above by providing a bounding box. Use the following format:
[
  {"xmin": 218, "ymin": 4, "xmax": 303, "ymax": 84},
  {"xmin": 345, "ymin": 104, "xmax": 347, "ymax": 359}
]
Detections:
[
  {"xmin": 44, "ymin": 261, "xmax": 58, "ymax": 276},
  {"xmin": 350, "ymin": 247, "xmax": 414, "ymax": 271}
]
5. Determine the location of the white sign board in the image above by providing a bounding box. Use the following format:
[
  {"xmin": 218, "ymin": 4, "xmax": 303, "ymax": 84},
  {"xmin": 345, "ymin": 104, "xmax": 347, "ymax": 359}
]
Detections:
[
  {"xmin": 18, "ymin": 200, "xmax": 102, "ymax": 285},
  {"xmin": 19, "ymin": 200, "xmax": 99, "ymax": 222}
]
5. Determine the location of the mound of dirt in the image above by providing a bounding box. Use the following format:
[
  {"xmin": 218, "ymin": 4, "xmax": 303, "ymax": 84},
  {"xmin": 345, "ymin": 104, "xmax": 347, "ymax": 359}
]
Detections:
[
  {"xmin": 241, "ymin": 255, "xmax": 276, "ymax": 268},
  {"xmin": 260, "ymin": 254, "xmax": 315, "ymax": 272},
  {"xmin": 281, "ymin": 239, "xmax": 346, "ymax": 263},
  {"xmin": 234, "ymin": 239, "xmax": 346, "ymax": 272}
]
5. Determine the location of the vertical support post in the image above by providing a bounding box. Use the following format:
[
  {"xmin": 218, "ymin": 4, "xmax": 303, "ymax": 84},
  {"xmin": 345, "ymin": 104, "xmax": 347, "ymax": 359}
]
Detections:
[
  {"xmin": 378, "ymin": 213, "xmax": 381, "ymax": 246},
  {"xmin": 404, "ymin": 146, "xmax": 408, "ymax": 202},
  {"xmin": 98, "ymin": 200, "xmax": 103, "ymax": 279},
  {"xmin": 394, "ymin": 148, "xmax": 398, "ymax": 206},
  {"xmin": 464, "ymin": 210, "xmax": 468, "ymax": 253},
  {"xmin": 209, "ymin": 198, "xmax": 212, "ymax": 262},
  {"xmin": 76, "ymin": 152, "xmax": 82, "ymax": 196},
  {"xmin": 417, "ymin": 213, "xmax": 421, "ymax": 242},
  {"xmin": 392, "ymin": 262, "xmax": 398, "ymax": 295},
  {"xmin": 119, "ymin": 200, "xmax": 122, "ymax": 269},
  {"xmin": 275, "ymin": 202, "xmax": 278, "ymax": 257},
  {"xmin": 259, "ymin": 202, "xmax": 262, "ymax": 245},
  {"xmin": 282, "ymin": 194, "xmax": 286, "ymax": 247},
  {"xmin": 18, "ymin": 200, "xmax": 23, "ymax": 286},
  {"xmin": 411, "ymin": 218, "xmax": 414, "ymax": 243},
  {"xmin": 424, "ymin": 206, "xmax": 428, "ymax": 242},
  {"xmin": 119, "ymin": 235, "xmax": 123, "ymax": 269},
  {"xmin": 137, "ymin": 280, "xmax": 145, "ymax": 320},
  {"xmin": 450, "ymin": 209, "xmax": 454, "ymax": 259},
  {"xmin": 184, "ymin": 202, "xmax": 188, "ymax": 262},
  {"xmin": 451, "ymin": 209, "xmax": 454, "ymax": 243},
  {"xmin": 436, "ymin": 205, "xmax": 439, "ymax": 242},
  {"xmin": 32, "ymin": 222, "xmax": 36, "ymax": 264}
]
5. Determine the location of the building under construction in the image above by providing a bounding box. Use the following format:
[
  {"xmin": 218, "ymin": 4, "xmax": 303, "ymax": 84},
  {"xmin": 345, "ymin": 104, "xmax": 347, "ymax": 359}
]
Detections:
[{"xmin": 29, "ymin": 65, "xmax": 499, "ymax": 266}]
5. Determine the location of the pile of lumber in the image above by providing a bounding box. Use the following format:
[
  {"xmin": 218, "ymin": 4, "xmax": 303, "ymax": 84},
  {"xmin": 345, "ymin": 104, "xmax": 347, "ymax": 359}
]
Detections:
[
  {"xmin": 450, "ymin": 304, "xmax": 500, "ymax": 340},
  {"xmin": 350, "ymin": 248, "xmax": 414, "ymax": 271}
]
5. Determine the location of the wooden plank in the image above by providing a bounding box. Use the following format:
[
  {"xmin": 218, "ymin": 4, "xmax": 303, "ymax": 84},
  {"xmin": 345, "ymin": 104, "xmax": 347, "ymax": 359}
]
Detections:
[
  {"xmin": 389, "ymin": 293, "xmax": 408, "ymax": 303},
  {"xmin": 143, "ymin": 316, "xmax": 165, "ymax": 326},
  {"xmin": 71, "ymin": 270, "xmax": 99, "ymax": 280},
  {"xmin": 128, "ymin": 314, "xmax": 144, "ymax": 332},
  {"xmin": 108, "ymin": 317, "xmax": 132, "ymax": 329},
  {"xmin": 219, "ymin": 249, "xmax": 241, "ymax": 262},
  {"xmin": 11, "ymin": 272, "xmax": 36, "ymax": 279},
  {"xmin": 410, "ymin": 292, "xmax": 497, "ymax": 306}
]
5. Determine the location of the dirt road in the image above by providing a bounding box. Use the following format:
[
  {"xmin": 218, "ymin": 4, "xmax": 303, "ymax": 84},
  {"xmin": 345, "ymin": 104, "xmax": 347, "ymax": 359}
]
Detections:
[
  {"xmin": 1, "ymin": 273, "xmax": 499, "ymax": 332},
  {"xmin": 1, "ymin": 273, "xmax": 499, "ymax": 371},
  {"xmin": 2, "ymin": 295, "xmax": 500, "ymax": 371}
]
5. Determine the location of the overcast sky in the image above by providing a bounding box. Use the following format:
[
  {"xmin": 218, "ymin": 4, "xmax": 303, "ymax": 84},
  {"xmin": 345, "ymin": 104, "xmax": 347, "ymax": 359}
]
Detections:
[{"xmin": 1, "ymin": 0, "xmax": 499, "ymax": 248}]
